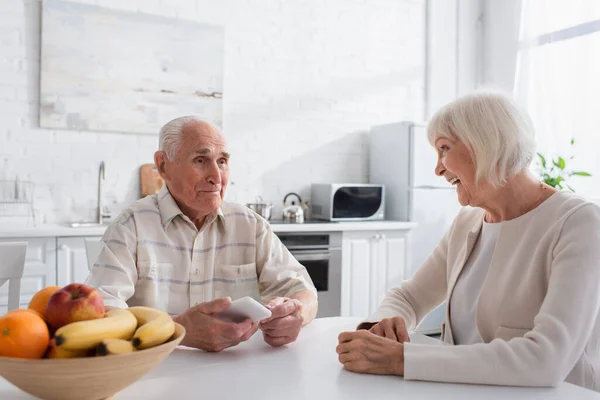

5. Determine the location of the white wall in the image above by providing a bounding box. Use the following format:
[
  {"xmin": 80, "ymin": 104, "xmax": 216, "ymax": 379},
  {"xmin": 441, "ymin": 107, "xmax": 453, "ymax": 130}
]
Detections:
[
  {"xmin": 0, "ymin": 0, "xmax": 426, "ymax": 224},
  {"xmin": 425, "ymin": 0, "xmax": 482, "ymax": 119},
  {"xmin": 481, "ymin": 0, "xmax": 521, "ymax": 92}
]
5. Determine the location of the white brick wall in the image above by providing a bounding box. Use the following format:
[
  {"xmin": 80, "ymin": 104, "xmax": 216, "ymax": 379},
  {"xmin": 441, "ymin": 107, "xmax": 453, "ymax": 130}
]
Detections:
[{"xmin": 0, "ymin": 0, "xmax": 425, "ymax": 224}]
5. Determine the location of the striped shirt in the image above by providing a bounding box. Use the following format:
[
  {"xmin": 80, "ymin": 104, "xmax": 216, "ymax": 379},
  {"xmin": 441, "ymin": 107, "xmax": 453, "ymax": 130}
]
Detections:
[{"xmin": 85, "ymin": 184, "xmax": 317, "ymax": 315}]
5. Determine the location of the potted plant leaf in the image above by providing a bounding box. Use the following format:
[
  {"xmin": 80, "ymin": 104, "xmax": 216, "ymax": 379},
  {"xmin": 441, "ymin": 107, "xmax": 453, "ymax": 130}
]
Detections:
[{"xmin": 536, "ymin": 138, "xmax": 592, "ymax": 192}]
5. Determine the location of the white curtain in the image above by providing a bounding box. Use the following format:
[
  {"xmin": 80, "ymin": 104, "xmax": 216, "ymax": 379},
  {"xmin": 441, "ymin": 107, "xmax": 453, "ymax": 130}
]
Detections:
[{"xmin": 514, "ymin": 0, "xmax": 600, "ymax": 197}]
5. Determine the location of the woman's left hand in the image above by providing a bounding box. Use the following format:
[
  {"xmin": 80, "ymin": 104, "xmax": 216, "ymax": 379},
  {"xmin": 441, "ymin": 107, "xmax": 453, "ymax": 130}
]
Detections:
[{"xmin": 336, "ymin": 330, "xmax": 405, "ymax": 376}]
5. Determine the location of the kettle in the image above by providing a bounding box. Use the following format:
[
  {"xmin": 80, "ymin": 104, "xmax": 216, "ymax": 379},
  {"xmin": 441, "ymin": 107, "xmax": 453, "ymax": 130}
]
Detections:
[{"xmin": 282, "ymin": 192, "xmax": 304, "ymax": 223}]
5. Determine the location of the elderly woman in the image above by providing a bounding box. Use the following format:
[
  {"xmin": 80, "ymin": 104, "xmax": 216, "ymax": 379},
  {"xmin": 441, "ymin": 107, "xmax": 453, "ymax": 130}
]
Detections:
[{"xmin": 336, "ymin": 91, "xmax": 600, "ymax": 391}]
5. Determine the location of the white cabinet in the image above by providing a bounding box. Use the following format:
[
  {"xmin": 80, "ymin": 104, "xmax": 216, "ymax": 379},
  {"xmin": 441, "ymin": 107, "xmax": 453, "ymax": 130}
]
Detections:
[
  {"xmin": 0, "ymin": 235, "xmax": 103, "ymax": 314},
  {"xmin": 341, "ymin": 230, "xmax": 410, "ymax": 317},
  {"xmin": 56, "ymin": 237, "xmax": 101, "ymax": 287},
  {"xmin": 0, "ymin": 237, "xmax": 56, "ymax": 314}
]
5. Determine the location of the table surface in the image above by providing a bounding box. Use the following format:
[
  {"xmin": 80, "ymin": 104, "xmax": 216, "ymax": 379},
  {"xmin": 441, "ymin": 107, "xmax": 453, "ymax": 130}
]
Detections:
[{"xmin": 2, "ymin": 317, "xmax": 599, "ymax": 400}]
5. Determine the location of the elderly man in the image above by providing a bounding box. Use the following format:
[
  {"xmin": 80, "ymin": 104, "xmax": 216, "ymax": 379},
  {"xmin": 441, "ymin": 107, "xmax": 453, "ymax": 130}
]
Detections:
[{"xmin": 85, "ymin": 115, "xmax": 318, "ymax": 352}]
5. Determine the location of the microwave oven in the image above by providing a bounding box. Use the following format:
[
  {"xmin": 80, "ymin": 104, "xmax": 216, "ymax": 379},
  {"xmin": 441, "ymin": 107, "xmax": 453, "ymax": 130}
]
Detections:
[{"xmin": 310, "ymin": 184, "xmax": 385, "ymax": 221}]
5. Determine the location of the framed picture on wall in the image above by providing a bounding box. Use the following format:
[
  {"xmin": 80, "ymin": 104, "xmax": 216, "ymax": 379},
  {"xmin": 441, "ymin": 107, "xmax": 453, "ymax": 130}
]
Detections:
[{"xmin": 39, "ymin": 0, "xmax": 225, "ymax": 134}]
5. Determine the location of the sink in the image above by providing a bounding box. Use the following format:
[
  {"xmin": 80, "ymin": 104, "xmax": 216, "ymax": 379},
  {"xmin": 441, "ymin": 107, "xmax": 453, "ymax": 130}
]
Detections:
[{"xmin": 66, "ymin": 222, "xmax": 107, "ymax": 228}]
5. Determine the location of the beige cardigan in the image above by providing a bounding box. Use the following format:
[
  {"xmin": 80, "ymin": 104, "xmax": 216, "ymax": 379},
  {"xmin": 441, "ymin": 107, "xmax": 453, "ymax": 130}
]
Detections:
[{"xmin": 364, "ymin": 191, "xmax": 600, "ymax": 391}]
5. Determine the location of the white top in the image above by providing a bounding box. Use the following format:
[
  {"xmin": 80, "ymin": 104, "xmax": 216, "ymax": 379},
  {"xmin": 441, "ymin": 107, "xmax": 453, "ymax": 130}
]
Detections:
[
  {"xmin": 3, "ymin": 317, "xmax": 597, "ymax": 400},
  {"xmin": 84, "ymin": 185, "xmax": 316, "ymax": 315},
  {"xmin": 450, "ymin": 221, "xmax": 501, "ymax": 345}
]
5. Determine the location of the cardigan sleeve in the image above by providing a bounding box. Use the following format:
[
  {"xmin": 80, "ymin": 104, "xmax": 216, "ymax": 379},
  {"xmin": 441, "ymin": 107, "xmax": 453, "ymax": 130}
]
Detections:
[
  {"xmin": 404, "ymin": 203, "xmax": 600, "ymax": 387},
  {"xmin": 360, "ymin": 220, "xmax": 452, "ymax": 331}
]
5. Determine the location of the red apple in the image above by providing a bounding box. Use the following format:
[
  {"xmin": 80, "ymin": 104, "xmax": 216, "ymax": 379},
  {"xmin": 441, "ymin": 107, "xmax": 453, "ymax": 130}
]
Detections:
[{"xmin": 45, "ymin": 283, "xmax": 105, "ymax": 329}]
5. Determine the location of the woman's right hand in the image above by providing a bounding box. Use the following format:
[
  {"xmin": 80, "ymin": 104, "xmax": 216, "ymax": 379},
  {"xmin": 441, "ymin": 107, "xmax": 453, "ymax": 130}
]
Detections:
[{"xmin": 368, "ymin": 317, "xmax": 410, "ymax": 343}]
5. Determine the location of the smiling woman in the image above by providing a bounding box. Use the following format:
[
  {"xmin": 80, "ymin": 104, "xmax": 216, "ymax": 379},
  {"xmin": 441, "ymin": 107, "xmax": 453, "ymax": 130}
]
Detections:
[
  {"xmin": 427, "ymin": 90, "xmax": 536, "ymax": 188},
  {"xmin": 424, "ymin": 91, "xmax": 549, "ymax": 222},
  {"xmin": 337, "ymin": 90, "xmax": 600, "ymax": 392}
]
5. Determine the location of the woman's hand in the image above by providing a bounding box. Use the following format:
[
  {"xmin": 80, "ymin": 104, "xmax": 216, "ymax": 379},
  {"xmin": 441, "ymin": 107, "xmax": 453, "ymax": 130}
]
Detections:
[
  {"xmin": 336, "ymin": 330, "xmax": 405, "ymax": 376},
  {"xmin": 368, "ymin": 317, "xmax": 410, "ymax": 343}
]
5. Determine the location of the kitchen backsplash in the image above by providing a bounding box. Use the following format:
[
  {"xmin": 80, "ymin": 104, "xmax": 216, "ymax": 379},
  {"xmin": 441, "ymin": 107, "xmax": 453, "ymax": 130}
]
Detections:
[{"xmin": 0, "ymin": 0, "xmax": 425, "ymax": 225}]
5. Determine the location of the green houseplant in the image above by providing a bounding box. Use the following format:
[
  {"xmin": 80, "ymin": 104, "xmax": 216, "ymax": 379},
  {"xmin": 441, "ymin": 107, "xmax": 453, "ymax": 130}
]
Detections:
[{"xmin": 536, "ymin": 138, "xmax": 592, "ymax": 192}]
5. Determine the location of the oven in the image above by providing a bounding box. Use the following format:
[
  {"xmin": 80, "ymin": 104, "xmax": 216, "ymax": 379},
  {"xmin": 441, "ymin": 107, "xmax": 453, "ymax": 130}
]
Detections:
[{"xmin": 276, "ymin": 231, "xmax": 342, "ymax": 318}]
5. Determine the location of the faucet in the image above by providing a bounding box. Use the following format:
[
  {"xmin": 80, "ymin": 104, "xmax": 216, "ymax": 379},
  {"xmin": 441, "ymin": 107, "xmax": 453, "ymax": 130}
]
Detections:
[{"xmin": 98, "ymin": 161, "xmax": 105, "ymax": 224}]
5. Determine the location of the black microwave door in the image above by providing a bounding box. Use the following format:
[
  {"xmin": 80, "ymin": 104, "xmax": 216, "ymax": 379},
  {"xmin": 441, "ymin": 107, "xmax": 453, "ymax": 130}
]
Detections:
[{"xmin": 332, "ymin": 186, "xmax": 382, "ymax": 218}]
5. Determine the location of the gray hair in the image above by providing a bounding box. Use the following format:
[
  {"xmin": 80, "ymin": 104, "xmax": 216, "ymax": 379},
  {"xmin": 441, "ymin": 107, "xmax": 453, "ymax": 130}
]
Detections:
[
  {"xmin": 158, "ymin": 115, "xmax": 206, "ymax": 160},
  {"xmin": 427, "ymin": 90, "xmax": 536, "ymax": 187}
]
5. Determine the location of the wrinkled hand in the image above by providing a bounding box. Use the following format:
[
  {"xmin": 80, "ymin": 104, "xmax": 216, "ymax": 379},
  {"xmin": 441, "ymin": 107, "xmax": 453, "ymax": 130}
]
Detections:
[
  {"xmin": 336, "ymin": 330, "xmax": 405, "ymax": 376},
  {"xmin": 175, "ymin": 297, "xmax": 258, "ymax": 352},
  {"xmin": 259, "ymin": 297, "xmax": 304, "ymax": 347},
  {"xmin": 368, "ymin": 317, "xmax": 410, "ymax": 343}
]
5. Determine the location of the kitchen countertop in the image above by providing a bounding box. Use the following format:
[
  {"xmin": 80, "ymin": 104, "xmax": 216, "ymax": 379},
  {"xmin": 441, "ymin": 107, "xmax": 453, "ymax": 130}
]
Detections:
[
  {"xmin": 0, "ymin": 224, "xmax": 109, "ymax": 239},
  {"xmin": 2, "ymin": 317, "xmax": 597, "ymax": 399},
  {"xmin": 0, "ymin": 220, "xmax": 417, "ymax": 239},
  {"xmin": 271, "ymin": 220, "xmax": 417, "ymax": 233}
]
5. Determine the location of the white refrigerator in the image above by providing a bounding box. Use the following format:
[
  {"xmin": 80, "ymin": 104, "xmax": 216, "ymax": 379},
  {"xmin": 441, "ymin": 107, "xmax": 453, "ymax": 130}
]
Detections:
[{"xmin": 369, "ymin": 121, "xmax": 463, "ymax": 334}]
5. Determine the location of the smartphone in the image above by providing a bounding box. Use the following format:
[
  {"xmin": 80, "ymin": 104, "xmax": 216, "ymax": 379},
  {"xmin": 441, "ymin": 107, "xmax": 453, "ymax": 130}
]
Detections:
[{"xmin": 215, "ymin": 296, "xmax": 272, "ymax": 323}]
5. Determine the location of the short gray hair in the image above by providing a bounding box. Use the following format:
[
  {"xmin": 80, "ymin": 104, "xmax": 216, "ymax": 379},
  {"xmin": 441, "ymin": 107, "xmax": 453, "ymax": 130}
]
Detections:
[
  {"xmin": 158, "ymin": 115, "xmax": 206, "ymax": 160},
  {"xmin": 427, "ymin": 90, "xmax": 536, "ymax": 187}
]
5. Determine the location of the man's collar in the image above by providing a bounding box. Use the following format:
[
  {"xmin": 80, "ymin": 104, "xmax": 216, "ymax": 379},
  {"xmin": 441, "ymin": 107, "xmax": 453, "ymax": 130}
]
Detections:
[
  {"xmin": 158, "ymin": 184, "xmax": 183, "ymax": 228},
  {"xmin": 157, "ymin": 184, "xmax": 225, "ymax": 229},
  {"xmin": 207, "ymin": 207, "xmax": 226, "ymax": 228}
]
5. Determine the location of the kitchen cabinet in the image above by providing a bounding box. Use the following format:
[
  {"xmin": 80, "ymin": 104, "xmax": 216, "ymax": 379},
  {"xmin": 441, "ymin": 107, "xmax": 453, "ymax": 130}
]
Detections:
[
  {"xmin": 0, "ymin": 238, "xmax": 56, "ymax": 315},
  {"xmin": 56, "ymin": 237, "xmax": 100, "ymax": 287},
  {"xmin": 341, "ymin": 230, "xmax": 410, "ymax": 317},
  {"xmin": 0, "ymin": 236, "xmax": 103, "ymax": 315}
]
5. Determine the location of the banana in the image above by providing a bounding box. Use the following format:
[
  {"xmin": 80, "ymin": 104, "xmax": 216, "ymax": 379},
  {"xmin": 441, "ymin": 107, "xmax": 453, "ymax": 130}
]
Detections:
[
  {"xmin": 128, "ymin": 306, "xmax": 175, "ymax": 350},
  {"xmin": 96, "ymin": 338, "xmax": 136, "ymax": 356},
  {"xmin": 46, "ymin": 338, "xmax": 90, "ymax": 359},
  {"xmin": 54, "ymin": 308, "xmax": 138, "ymax": 351}
]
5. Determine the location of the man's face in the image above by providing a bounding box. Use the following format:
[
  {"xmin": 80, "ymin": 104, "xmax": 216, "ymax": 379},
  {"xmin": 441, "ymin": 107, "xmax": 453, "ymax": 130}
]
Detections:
[{"xmin": 155, "ymin": 122, "xmax": 230, "ymax": 218}]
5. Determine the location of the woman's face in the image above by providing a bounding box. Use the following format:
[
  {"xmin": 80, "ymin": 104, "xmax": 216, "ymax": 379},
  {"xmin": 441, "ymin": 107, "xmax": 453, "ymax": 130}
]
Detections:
[{"xmin": 434, "ymin": 136, "xmax": 484, "ymax": 207}]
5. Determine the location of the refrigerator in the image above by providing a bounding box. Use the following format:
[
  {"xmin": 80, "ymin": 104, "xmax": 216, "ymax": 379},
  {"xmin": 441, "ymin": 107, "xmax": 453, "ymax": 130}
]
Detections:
[{"xmin": 369, "ymin": 121, "xmax": 463, "ymax": 335}]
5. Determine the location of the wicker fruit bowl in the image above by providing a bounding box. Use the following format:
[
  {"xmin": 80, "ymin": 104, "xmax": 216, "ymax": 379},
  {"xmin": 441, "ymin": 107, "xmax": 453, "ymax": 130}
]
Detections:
[{"xmin": 0, "ymin": 322, "xmax": 185, "ymax": 400}]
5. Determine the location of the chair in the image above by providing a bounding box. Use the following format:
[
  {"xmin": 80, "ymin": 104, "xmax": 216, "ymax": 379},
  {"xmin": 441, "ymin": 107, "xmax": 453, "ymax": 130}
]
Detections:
[
  {"xmin": 85, "ymin": 239, "xmax": 103, "ymax": 271},
  {"xmin": 0, "ymin": 241, "xmax": 28, "ymax": 313}
]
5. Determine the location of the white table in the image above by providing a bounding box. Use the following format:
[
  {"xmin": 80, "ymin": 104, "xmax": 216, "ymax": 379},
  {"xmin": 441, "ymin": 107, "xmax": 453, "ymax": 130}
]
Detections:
[{"xmin": 2, "ymin": 317, "xmax": 599, "ymax": 399}]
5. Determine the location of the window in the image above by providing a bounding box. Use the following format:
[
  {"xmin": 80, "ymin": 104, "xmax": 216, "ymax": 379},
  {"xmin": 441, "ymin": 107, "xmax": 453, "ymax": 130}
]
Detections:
[{"xmin": 514, "ymin": 0, "xmax": 600, "ymax": 196}]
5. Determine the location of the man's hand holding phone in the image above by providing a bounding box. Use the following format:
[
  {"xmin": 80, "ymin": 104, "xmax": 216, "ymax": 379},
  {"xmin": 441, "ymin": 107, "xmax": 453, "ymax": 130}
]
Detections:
[{"xmin": 174, "ymin": 297, "xmax": 264, "ymax": 352}]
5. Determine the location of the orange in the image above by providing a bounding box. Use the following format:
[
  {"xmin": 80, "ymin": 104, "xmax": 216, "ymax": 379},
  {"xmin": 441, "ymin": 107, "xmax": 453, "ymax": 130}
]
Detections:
[
  {"xmin": 28, "ymin": 286, "xmax": 62, "ymax": 320},
  {"xmin": 8, "ymin": 308, "xmax": 41, "ymax": 317},
  {"xmin": 0, "ymin": 310, "xmax": 50, "ymax": 359}
]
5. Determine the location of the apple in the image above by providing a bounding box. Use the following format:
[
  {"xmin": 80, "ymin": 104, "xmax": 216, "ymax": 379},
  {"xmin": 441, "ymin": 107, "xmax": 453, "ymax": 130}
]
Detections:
[{"xmin": 45, "ymin": 283, "xmax": 105, "ymax": 329}]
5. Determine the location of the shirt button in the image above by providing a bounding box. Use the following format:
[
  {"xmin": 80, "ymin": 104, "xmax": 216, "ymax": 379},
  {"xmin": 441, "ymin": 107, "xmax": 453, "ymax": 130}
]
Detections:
[
  {"xmin": 193, "ymin": 301, "xmax": 200, "ymax": 306},
  {"xmin": 194, "ymin": 269, "xmax": 200, "ymax": 276}
]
